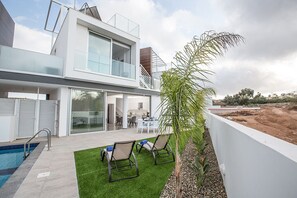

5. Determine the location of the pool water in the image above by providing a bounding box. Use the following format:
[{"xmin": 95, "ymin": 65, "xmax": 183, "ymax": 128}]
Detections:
[{"xmin": 0, "ymin": 143, "xmax": 38, "ymax": 188}]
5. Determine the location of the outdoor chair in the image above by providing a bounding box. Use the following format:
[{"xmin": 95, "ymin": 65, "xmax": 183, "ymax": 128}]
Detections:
[
  {"xmin": 100, "ymin": 140, "xmax": 139, "ymax": 182},
  {"xmin": 116, "ymin": 116, "xmax": 122, "ymax": 126},
  {"xmin": 150, "ymin": 120, "xmax": 159, "ymax": 134},
  {"xmin": 136, "ymin": 134, "xmax": 175, "ymax": 165},
  {"xmin": 137, "ymin": 119, "xmax": 146, "ymax": 133}
]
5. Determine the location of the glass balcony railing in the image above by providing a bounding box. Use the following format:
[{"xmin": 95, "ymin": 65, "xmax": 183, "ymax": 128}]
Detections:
[
  {"xmin": 112, "ymin": 60, "xmax": 136, "ymax": 79},
  {"xmin": 107, "ymin": 14, "xmax": 140, "ymax": 37},
  {"xmin": 0, "ymin": 45, "xmax": 63, "ymax": 76},
  {"xmin": 74, "ymin": 50, "xmax": 136, "ymax": 80}
]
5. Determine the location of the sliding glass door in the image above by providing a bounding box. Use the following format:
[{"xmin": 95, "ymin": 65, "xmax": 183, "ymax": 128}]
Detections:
[{"xmin": 71, "ymin": 89, "xmax": 105, "ymax": 134}]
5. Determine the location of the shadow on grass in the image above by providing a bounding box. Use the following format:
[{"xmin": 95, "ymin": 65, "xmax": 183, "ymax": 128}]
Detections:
[{"xmin": 74, "ymin": 137, "xmax": 176, "ymax": 198}]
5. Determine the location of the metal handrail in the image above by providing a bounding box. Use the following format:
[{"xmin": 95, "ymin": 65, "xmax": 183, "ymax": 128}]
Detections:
[{"xmin": 23, "ymin": 128, "xmax": 51, "ymax": 159}]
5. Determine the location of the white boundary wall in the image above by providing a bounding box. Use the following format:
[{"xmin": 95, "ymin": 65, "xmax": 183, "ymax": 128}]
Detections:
[
  {"xmin": 206, "ymin": 112, "xmax": 297, "ymax": 198},
  {"xmin": 0, "ymin": 98, "xmax": 58, "ymax": 142}
]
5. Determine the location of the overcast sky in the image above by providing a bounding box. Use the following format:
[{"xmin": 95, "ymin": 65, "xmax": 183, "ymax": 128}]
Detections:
[{"xmin": 2, "ymin": 0, "xmax": 297, "ymax": 99}]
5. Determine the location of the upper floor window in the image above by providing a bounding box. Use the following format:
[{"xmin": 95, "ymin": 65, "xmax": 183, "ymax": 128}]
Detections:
[
  {"xmin": 76, "ymin": 32, "xmax": 136, "ymax": 79},
  {"xmin": 112, "ymin": 41, "xmax": 132, "ymax": 78},
  {"xmin": 88, "ymin": 33, "xmax": 111, "ymax": 75}
]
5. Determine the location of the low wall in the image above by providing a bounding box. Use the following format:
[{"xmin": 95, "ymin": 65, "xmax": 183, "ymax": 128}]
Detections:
[
  {"xmin": 206, "ymin": 112, "xmax": 297, "ymax": 198},
  {"xmin": 0, "ymin": 116, "xmax": 15, "ymax": 142}
]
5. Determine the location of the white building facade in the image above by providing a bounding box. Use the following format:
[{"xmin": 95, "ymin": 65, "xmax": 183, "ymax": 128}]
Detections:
[{"xmin": 0, "ymin": 6, "xmax": 162, "ymax": 142}]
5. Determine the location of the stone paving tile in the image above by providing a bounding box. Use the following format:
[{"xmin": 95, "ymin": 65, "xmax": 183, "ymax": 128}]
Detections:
[
  {"xmin": 14, "ymin": 190, "xmax": 42, "ymax": 198},
  {"xmin": 13, "ymin": 129, "xmax": 156, "ymax": 198},
  {"xmin": 14, "ymin": 180, "xmax": 45, "ymax": 198}
]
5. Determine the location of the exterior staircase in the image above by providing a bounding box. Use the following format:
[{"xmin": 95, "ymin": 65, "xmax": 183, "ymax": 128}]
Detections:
[{"xmin": 139, "ymin": 64, "xmax": 152, "ymax": 89}]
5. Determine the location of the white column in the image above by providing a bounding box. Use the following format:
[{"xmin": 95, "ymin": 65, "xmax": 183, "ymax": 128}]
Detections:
[
  {"xmin": 34, "ymin": 88, "xmax": 40, "ymax": 136},
  {"xmin": 57, "ymin": 87, "xmax": 70, "ymax": 137},
  {"xmin": 14, "ymin": 99, "xmax": 20, "ymax": 139},
  {"xmin": 104, "ymin": 92, "xmax": 108, "ymax": 131},
  {"xmin": 34, "ymin": 100, "xmax": 40, "ymax": 134},
  {"xmin": 122, "ymin": 94, "xmax": 128, "ymax": 129}
]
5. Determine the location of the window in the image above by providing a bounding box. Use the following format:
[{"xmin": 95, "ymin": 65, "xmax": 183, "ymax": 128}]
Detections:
[
  {"xmin": 112, "ymin": 41, "xmax": 132, "ymax": 78},
  {"xmin": 83, "ymin": 32, "xmax": 135, "ymax": 79},
  {"xmin": 71, "ymin": 89, "xmax": 105, "ymax": 134},
  {"xmin": 88, "ymin": 33, "xmax": 111, "ymax": 74}
]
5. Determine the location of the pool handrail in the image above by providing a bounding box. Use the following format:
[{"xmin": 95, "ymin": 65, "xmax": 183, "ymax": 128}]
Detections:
[{"xmin": 23, "ymin": 128, "xmax": 51, "ymax": 159}]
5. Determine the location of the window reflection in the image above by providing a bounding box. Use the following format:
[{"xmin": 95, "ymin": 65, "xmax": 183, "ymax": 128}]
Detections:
[
  {"xmin": 88, "ymin": 33, "xmax": 111, "ymax": 74},
  {"xmin": 71, "ymin": 89, "xmax": 105, "ymax": 134}
]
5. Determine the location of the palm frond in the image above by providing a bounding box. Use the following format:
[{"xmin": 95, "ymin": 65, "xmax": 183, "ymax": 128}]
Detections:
[{"xmin": 159, "ymin": 31, "xmax": 244, "ymax": 140}]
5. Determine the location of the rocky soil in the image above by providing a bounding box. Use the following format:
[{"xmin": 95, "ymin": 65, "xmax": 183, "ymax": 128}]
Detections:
[
  {"xmin": 160, "ymin": 131, "xmax": 227, "ymax": 198},
  {"xmin": 219, "ymin": 104, "xmax": 297, "ymax": 144}
]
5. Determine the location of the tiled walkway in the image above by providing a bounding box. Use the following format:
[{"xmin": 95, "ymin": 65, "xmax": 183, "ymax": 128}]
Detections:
[{"xmin": 13, "ymin": 129, "xmax": 156, "ymax": 198}]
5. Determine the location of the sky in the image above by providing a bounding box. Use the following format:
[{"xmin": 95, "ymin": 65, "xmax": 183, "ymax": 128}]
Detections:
[{"xmin": 2, "ymin": 0, "xmax": 297, "ymax": 99}]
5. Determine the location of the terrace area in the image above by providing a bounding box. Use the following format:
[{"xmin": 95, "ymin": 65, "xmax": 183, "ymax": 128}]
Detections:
[
  {"xmin": 1, "ymin": 107, "xmax": 297, "ymax": 197},
  {"xmin": 0, "ymin": 129, "xmax": 156, "ymax": 198}
]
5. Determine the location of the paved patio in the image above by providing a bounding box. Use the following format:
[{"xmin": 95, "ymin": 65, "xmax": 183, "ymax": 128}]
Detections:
[{"xmin": 11, "ymin": 129, "xmax": 156, "ymax": 198}]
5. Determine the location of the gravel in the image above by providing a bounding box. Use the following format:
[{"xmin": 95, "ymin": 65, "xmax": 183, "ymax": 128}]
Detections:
[{"xmin": 160, "ymin": 131, "xmax": 227, "ymax": 198}]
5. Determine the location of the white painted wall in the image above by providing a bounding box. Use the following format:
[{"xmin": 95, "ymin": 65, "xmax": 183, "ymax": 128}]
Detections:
[
  {"xmin": 51, "ymin": 11, "xmax": 70, "ymax": 76},
  {"xmin": 74, "ymin": 24, "xmax": 88, "ymax": 71},
  {"xmin": 151, "ymin": 95, "xmax": 161, "ymax": 118},
  {"xmin": 53, "ymin": 9, "xmax": 140, "ymax": 88},
  {"xmin": 127, "ymin": 96, "xmax": 150, "ymax": 113},
  {"xmin": 0, "ymin": 116, "xmax": 15, "ymax": 142},
  {"xmin": 0, "ymin": 97, "xmax": 58, "ymax": 141},
  {"xmin": 56, "ymin": 87, "xmax": 70, "ymax": 137},
  {"xmin": 206, "ymin": 112, "xmax": 297, "ymax": 198}
]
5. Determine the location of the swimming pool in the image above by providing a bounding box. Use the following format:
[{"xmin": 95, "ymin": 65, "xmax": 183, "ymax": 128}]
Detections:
[{"xmin": 0, "ymin": 143, "xmax": 38, "ymax": 188}]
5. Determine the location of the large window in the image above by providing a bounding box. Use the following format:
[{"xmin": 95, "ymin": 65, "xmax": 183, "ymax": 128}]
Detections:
[
  {"xmin": 112, "ymin": 41, "xmax": 134, "ymax": 78},
  {"xmin": 88, "ymin": 33, "xmax": 111, "ymax": 74},
  {"xmin": 71, "ymin": 89, "xmax": 105, "ymax": 134},
  {"xmin": 85, "ymin": 32, "xmax": 135, "ymax": 79}
]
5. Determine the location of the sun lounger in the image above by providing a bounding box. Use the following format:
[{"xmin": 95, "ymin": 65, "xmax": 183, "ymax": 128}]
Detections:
[
  {"xmin": 100, "ymin": 140, "xmax": 139, "ymax": 182},
  {"xmin": 136, "ymin": 134, "xmax": 175, "ymax": 165}
]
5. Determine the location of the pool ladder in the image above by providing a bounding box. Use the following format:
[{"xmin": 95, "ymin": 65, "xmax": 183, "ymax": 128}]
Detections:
[{"xmin": 24, "ymin": 128, "xmax": 51, "ymax": 159}]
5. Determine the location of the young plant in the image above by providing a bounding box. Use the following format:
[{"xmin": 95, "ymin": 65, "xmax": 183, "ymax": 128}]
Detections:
[
  {"xmin": 159, "ymin": 31, "xmax": 243, "ymax": 198},
  {"xmin": 194, "ymin": 155, "xmax": 210, "ymax": 187}
]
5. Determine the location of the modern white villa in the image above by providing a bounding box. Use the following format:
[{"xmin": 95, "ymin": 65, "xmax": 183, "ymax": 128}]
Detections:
[
  {"xmin": 0, "ymin": 1, "xmax": 166, "ymax": 142},
  {"xmin": 1, "ymin": 1, "xmax": 297, "ymax": 198}
]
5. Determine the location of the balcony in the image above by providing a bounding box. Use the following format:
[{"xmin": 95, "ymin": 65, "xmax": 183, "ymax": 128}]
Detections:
[
  {"xmin": 107, "ymin": 14, "xmax": 140, "ymax": 38},
  {"xmin": 112, "ymin": 60, "xmax": 136, "ymax": 79},
  {"xmin": 0, "ymin": 45, "xmax": 63, "ymax": 76},
  {"xmin": 74, "ymin": 50, "xmax": 136, "ymax": 80}
]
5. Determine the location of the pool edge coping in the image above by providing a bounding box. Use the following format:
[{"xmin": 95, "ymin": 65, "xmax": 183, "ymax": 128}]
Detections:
[{"xmin": 0, "ymin": 141, "xmax": 46, "ymax": 198}]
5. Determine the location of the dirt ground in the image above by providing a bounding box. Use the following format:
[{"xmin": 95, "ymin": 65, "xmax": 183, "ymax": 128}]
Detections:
[{"xmin": 217, "ymin": 104, "xmax": 297, "ymax": 145}]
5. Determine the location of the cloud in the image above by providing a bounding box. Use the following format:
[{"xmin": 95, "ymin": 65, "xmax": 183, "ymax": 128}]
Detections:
[
  {"xmin": 93, "ymin": 0, "xmax": 205, "ymax": 61},
  {"xmin": 11, "ymin": 0, "xmax": 297, "ymax": 98},
  {"xmin": 205, "ymin": 0, "xmax": 297, "ymax": 98},
  {"xmin": 215, "ymin": 0, "xmax": 297, "ymax": 60},
  {"xmin": 93, "ymin": 0, "xmax": 297, "ymax": 97},
  {"xmin": 14, "ymin": 16, "xmax": 29, "ymax": 23},
  {"xmin": 13, "ymin": 23, "xmax": 52, "ymax": 54},
  {"xmin": 211, "ymin": 52, "xmax": 297, "ymax": 98}
]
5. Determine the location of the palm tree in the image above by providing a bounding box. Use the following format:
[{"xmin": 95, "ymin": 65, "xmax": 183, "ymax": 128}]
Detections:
[{"xmin": 159, "ymin": 31, "xmax": 244, "ymax": 197}]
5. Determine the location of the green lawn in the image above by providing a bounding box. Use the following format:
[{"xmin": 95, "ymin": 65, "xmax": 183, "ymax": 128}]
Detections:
[{"xmin": 74, "ymin": 137, "xmax": 176, "ymax": 198}]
